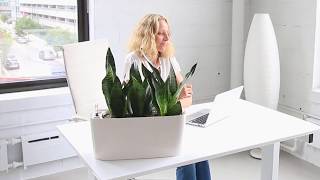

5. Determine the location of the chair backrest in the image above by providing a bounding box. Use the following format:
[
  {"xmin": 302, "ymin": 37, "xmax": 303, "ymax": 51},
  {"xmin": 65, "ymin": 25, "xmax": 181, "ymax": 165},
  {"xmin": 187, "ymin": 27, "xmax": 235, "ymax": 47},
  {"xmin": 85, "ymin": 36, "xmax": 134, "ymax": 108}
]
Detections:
[{"xmin": 62, "ymin": 40, "xmax": 108, "ymax": 120}]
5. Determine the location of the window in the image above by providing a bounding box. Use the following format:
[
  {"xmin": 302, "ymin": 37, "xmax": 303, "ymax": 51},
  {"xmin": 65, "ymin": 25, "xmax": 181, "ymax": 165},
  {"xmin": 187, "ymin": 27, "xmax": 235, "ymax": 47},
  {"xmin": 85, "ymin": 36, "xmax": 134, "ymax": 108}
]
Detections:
[{"xmin": 0, "ymin": 0, "xmax": 89, "ymax": 93}]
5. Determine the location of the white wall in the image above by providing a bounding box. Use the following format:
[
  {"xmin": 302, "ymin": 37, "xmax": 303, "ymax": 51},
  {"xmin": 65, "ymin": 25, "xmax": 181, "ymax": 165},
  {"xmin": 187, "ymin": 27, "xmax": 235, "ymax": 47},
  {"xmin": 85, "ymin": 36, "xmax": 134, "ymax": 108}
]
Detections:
[
  {"xmin": 91, "ymin": 0, "xmax": 233, "ymax": 103},
  {"xmin": 246, "ymin": 0, "xmax": 320, "ymax": 166}
]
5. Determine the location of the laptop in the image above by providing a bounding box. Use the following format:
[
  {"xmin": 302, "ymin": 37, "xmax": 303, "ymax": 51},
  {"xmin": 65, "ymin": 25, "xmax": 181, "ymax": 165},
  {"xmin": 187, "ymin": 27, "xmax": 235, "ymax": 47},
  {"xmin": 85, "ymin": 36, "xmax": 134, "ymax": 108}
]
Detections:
[{"xmin": 186, "ymin": 86, "xmax": 243, "ymax": 128}]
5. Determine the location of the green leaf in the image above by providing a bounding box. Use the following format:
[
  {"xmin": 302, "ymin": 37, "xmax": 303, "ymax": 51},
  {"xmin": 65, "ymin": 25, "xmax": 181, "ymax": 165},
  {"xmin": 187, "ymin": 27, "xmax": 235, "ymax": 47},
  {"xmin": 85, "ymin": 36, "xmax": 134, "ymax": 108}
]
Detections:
[
  {"xmin": 141, "ymin": 79, "xmax": 154, "ymax": 115},
  {"xmin": 174, "ymin": 63, "xmax": 198, "ymax": 98},
  {"xmin": 166, "ymin": 79, "xmax": 177, "ymax": 106},
  {"xmin": 109, "ymin": 76, "xmax": 126, "ymax": 118},
  {"xmin": 129, "ymin": 63, "xmax": 142, "ymax": 84},
  {"xmin": 102, "ymin": 58, "xmax": 116, "ymax": 111},
  {"xmin": 143, "ymin": 86, "xmax": 154, "ymax": 116},
  {"xmin": 126, "ymin": 98, "xmax": 133, "ymax": 115},
  {"xmin": 142, "ymin": 79, "xmax": 149, "ymax": 89},
  {"xmin": 106, "ymin": 48, "xmax": 116, "ymax": 74},
  {"xmin": 184, "ymin": 63, "xmax": 197, "ymax": 80},
  {"xmin": 166, "ymin": 101, "xmax": 182, "ymax": 116},
  {"xmin": 146, "ymin": 61, "xmax": 164, "ymax": 86},
  {"xmin": 166, "ymin": 63, "xmax": 178, "ymax": 95},
  {"xmin": 153, "ymin": 78, "xmax": 168, "ymax": 116},
  {"xmin": 141, "ymin": 64, "xmax": 154, "ymax": 90},
  {"xmin": 127, "ymin": 76, "xmax": 146, "ymax": 117},
  {"xmin": 142, "ymin": 64, "xmax": 159, "ymax": 112},
  {"xmin": 122, "ymin": 79, "xmax": 131, "ymax": 97},
  {"xmin": 123, "ymin": 79, "xmax": 133, "ymax": 116}
]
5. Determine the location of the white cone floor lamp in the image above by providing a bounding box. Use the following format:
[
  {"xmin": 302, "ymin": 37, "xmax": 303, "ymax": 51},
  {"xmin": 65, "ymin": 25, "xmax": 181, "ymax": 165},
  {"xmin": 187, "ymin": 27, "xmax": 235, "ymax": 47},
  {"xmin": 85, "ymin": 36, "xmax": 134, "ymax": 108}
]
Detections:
[{"xmin": 243, "ymin": 14, "xmax": 280, "ymax": 159}]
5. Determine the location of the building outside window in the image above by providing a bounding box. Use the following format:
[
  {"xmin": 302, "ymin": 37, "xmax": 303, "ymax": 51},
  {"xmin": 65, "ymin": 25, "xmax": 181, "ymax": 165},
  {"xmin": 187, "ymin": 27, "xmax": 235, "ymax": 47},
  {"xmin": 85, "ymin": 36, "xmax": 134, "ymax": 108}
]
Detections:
[{"xmin": 0, "ymin": 0, "xmax": 85, "ymax": 92}]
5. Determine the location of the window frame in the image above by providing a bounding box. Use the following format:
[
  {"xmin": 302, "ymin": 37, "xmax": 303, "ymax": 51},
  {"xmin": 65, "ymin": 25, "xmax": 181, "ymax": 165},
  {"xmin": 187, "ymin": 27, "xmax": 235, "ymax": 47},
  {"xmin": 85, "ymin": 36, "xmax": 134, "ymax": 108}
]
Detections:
[{"xmin": 0, "ymin": 0, "xmax": 89, "ymax": 94}]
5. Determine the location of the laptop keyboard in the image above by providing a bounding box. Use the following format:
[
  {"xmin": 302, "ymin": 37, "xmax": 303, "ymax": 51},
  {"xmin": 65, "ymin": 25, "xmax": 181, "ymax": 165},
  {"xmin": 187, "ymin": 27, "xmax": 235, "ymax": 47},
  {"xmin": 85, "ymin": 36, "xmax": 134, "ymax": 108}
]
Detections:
[{"xmin": 190, "ymin": 113, "xmax": 209, "ymax": 124}]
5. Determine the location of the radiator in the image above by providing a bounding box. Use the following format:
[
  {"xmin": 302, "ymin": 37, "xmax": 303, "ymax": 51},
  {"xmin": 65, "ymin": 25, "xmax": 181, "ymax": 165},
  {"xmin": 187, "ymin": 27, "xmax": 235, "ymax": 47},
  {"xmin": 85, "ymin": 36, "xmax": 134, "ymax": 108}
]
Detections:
[{"xmin": 21, "ymin": 130, "xmax": 77, "ymax": 167}]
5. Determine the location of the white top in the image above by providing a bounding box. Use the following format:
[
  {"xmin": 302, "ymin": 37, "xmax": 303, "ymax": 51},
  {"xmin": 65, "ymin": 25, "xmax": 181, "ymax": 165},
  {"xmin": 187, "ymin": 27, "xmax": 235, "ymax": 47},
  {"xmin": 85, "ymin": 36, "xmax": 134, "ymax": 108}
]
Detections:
[
  {"xmin": 57, "ymin": 99, "xmax": 320, "ymax": 180},
  {"xmin": 123, "ymin": 52, "xmax": 181, "ymax": 82}
]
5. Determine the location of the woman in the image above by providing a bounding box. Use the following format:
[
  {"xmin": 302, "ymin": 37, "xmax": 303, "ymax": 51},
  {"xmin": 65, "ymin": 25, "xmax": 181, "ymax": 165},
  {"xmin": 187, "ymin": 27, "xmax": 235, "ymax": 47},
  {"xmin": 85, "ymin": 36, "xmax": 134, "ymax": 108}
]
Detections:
[
  {"xmin": 123, "ymin": 14, "xmax": 192, "ymax": 109},
  {"xmin": 123, "ymin": 14, "xmax": 211, "ymax": 180}
]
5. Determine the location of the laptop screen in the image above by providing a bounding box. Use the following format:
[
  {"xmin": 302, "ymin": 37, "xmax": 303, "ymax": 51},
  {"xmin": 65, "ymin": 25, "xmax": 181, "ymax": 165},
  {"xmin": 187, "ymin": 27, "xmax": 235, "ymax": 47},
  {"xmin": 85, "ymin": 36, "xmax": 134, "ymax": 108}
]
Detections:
[{"xmin": 186, "ymin": 86, "xmax": 243, "ymax": 127}]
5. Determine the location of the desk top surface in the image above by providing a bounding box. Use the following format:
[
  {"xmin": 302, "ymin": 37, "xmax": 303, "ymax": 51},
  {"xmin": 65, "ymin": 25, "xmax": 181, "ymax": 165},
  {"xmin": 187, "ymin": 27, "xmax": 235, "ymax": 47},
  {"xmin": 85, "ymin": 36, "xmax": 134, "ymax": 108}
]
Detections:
[{"xmin": 58, "ymin": 100, "xmax": 320, "ymax": 180}]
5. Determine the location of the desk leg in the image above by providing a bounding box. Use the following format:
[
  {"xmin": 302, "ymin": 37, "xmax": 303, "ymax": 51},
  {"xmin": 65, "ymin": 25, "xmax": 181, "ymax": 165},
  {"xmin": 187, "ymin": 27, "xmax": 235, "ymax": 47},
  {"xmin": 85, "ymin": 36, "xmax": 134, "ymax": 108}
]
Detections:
[
  {"xmin": 88, "ymin": 169, "xmax": 98, "ymax": 180},
  {"xmin": 261, "ymin": 142, "xmax": 280, "ymax": 180}
]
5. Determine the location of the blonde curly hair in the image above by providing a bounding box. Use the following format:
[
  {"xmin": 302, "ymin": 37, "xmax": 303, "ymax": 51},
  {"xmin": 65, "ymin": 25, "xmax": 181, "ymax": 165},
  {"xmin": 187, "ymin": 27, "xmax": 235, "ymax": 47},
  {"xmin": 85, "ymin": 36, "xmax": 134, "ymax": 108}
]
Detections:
[{"xmin": 128, "ymin": 14, "xmax": 175, "ymax": 60}]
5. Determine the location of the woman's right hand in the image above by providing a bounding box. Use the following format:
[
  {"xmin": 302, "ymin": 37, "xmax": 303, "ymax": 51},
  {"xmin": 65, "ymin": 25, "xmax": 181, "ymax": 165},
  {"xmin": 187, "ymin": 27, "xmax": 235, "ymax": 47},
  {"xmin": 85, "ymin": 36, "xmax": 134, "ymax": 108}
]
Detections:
[{"xmin": 179, "ymin": 84, "xmax": 193, "ymax": 99}]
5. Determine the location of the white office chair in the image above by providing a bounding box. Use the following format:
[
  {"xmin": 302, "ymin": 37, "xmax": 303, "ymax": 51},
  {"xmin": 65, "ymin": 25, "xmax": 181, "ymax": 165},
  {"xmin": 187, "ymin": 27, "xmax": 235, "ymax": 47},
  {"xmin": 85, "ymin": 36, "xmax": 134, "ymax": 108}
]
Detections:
[{"xmin": 62, "ymin": 39, "xmax": 108, "ymax": 120}]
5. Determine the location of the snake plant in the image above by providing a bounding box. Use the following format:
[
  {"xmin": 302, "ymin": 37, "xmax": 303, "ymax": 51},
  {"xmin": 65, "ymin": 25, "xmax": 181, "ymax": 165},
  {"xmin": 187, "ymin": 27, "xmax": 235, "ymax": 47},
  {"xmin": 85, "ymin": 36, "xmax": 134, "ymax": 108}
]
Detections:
[{"xmin": 102, "ymin": 47, "xmax": 197, "ymax": 118}]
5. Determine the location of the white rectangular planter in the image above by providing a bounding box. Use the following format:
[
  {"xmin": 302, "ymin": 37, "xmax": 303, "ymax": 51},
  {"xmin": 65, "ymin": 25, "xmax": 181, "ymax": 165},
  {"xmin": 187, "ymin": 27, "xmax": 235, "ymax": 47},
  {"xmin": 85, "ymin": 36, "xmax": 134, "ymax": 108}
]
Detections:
[{"xmin": 90, "ymin": 115, "xmax": 185, "ymax": 160}]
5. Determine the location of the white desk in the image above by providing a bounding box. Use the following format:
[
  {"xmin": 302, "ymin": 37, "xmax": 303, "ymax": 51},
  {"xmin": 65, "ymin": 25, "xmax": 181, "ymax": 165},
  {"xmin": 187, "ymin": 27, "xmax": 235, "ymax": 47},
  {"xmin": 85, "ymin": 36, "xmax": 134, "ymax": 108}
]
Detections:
[{"xmin": 58, "ymin": 100, "xmax": 320, "ymax": 180}]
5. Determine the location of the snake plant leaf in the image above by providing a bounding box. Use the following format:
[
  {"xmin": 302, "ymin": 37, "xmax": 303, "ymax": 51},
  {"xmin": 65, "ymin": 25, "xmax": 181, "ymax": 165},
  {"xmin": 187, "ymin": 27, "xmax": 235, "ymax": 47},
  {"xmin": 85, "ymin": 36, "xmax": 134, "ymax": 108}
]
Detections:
[
  {"xmin": 166, "ymin": 80, "xmax": 177, "ymax": 107},
  {"xmin": 142, "ymin": 79, "xmax": 149, "ymax": 89},
  {"xmin": 122, "ymin": 80, "xmax": 132, "ymax": 115},
  {"xmin": 106, "ymin": 48, "xmax": 116, "ymax": 74},
  {"xmin": 102, "ymin": 58, "xmax": 116, "ymax": 110},
  {"xmin": 142, "ymin": 65, "xmax": 156, "ymax": 102},
  {"xmin": 184, "ymin": 63, "xmax": 197, "ymax": 81},
  {"xmin": 129, "ymin": 63, "xmax": 142, "ymax": 84},
  {"xmin": 143, "ymin": 86, "xmax": 154, "ymax": 116},
  {"xmin": 174, "ymin": 63, "xmax": 198, "ymax": 98},
  {"xmin": 141, "ymin": 64, "xmax": 158, "ymax": 110},
  {"xmin": 152, "ymin": 77, "xmax": 168, "ymax": 116},
  {"xmin": 166, "ymin": 101, "xmax": 182, "ymax": 116},
  {"xmin": 142, "ymin": 64, "xmax": 154, "ymax": 90},
  {"xmin": 155, "ymin": 88, "xmax": 168, "ymax": 116},
  {"xmin": 127, "ymin": 76, "xmax": 146, "ymax": 117},
  {"xmin": 126, "ymin": 97, "xmax": 133, "ymax": 115},
  {"xmin": 146, "ymin": 61, "xmax": 164, "ymax": 86},
  {"xmin": 110, "ymin": 76, "xmax": 126, "ymax": 118},
  {"xmin": 166, "ymin": 64, "xmax": 178, "ymax": 97},
  {"xmin": 102, "ymin": 76, "xmax": 111, "ymax": 109},
  {"xmin": 122, "ymin": 79, "xmax": 131, "ymax": 97},
  {"xmin": 165, "ymin": 79, "xmax": 181, "ymax": 115}
]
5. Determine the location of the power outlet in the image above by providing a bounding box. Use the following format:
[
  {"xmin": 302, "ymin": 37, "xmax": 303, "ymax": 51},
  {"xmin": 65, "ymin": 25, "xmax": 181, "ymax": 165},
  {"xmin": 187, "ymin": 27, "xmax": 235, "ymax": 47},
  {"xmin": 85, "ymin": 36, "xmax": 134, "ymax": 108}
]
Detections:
[
  {"xmin": 305, "ymin": 117, "xmax": 320, "ymax": 149},
  {"xmin": 308, "ymin": 131, "xmax": 320, "ymax": 149}
]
